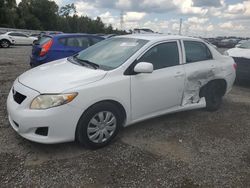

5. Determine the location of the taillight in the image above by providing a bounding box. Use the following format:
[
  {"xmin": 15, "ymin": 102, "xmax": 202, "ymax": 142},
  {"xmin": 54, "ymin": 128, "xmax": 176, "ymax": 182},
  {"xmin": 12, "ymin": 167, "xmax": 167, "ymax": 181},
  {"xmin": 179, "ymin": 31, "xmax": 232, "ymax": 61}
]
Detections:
[
  {"xmin": 40, "ymin": 39, "xmax": 53, "ymax": 56},
  {"xmin": 233, "ymin": 63, "xmax": 237, "ymax": 70}
]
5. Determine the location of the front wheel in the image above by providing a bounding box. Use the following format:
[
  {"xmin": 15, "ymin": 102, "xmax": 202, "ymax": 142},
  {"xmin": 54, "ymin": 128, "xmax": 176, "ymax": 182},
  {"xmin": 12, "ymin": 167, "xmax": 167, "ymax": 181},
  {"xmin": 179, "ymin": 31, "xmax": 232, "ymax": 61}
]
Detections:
[
  {"xmin": 0, "ymin": 40, "xmax": 10, "ymax": 48},
  {"xmin": 76, "ymin": 102, "xmax": 122, "ymax": 149}
]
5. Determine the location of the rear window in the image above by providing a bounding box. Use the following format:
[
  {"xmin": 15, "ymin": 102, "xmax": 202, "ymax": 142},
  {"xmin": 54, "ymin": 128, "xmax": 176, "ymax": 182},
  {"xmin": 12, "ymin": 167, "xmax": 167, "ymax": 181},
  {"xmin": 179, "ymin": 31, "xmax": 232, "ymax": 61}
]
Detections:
[{"xmin": 35, "ymin": 36, "xmax": 51, "ymax": 45}]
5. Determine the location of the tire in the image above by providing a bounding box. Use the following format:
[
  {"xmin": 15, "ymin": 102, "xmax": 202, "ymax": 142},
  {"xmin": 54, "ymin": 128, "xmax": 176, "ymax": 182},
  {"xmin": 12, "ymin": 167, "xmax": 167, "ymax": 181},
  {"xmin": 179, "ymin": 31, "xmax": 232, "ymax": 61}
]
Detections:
[
  {"xmin": 204, "ymin": 82, "xmax": 223, "ymax": 112},
  {"xmin": 0, "ymin": 40, "xmax": 10, "ymax": 48},
  {"xmin": 76, "ymin": 102, "xmax": 123, "ymax": 149}
]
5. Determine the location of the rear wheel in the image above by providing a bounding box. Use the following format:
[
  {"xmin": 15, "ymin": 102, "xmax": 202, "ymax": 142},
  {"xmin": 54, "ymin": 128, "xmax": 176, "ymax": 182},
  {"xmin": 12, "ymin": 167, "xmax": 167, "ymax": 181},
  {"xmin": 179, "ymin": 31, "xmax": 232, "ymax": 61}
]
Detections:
[
  {"xmin": 204, "ymin": 82, "xmax": 223, "ymax": 111},
  {"xmin": 76, "ymin": 102, "xmax": 123, "ymax": 149},
  {"xmin": 0, "ymin": 40, "xmax": 10, "ymax": 48}
]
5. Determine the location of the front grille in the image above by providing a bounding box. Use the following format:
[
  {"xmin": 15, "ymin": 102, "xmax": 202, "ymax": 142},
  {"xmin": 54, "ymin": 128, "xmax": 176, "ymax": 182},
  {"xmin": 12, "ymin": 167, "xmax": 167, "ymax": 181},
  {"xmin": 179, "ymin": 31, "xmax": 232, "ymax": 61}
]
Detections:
[{"xmin": 12, "ymin": 88, "xmax": 26, "ymax": 104}]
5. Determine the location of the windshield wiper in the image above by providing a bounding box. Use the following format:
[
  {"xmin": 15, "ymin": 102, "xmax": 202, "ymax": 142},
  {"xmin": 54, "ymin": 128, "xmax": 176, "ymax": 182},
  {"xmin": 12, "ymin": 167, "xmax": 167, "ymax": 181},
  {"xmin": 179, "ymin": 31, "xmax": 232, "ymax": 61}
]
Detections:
[{"xmin": 73, "ymin": 56, "xmax": 99, "ymax": 69}]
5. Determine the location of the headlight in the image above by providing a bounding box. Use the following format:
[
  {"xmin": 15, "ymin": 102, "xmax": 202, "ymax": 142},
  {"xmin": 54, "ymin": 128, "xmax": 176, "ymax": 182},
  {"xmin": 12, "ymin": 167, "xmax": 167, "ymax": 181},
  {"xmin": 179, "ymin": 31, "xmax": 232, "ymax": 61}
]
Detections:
[
  {"xmin": 223, "ymin": 51, "xmax": 229, "ymax": 56},
  {"xmin": 30, "ymin": 93, "xmax": 78, "ymax": 109}
]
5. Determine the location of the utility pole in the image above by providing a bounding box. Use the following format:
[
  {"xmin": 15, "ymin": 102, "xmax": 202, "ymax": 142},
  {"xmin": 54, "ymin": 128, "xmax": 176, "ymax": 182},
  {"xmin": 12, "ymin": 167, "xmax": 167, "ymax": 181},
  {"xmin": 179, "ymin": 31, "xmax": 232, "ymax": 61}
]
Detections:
[
  {"xmin": 179, "ymin": 18, "xmax": 182, "ymax": 35},
  {"xmin": 120, "ymin": 11, "xmax": 124, "ymax": 30}
]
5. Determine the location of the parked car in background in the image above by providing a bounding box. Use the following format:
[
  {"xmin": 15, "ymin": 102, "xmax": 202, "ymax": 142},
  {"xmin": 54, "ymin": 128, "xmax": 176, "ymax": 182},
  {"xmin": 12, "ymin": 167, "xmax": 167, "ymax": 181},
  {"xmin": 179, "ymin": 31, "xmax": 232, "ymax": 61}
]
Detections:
[
  {"xmin": 30, "ymin": 33, "xmax": 40, "ymax": 38},
  {"xmin": 7, "ymin": 35, "xmax": 236, "ymax": 148},
  {"xmin": 217, "ymin": 39, "xmax": 238, "ymax": 48},
  {"xmin": 235, "ymin": 40, "xmax": 250, "ymax": 48},
  {"xmin": 225, "ymin": 41, "xmax": 250, "ymax": 81},
  {"xmin": 206, "ymin": 38, "xmax": 221, "ymax": 47},
  {"xmin": 133, "ymin": 28, "xmax": 155, "ymax": 34},
  {"xmin": 95, "ymin": 34, "xmax": 117, "ymax": 38},
  {"xmin": 0, "ymin": 33, "xmax": 15, "ymax": 48},
  {"xmin": 203, "ymin": 40, "xmax": 217, "ymax": 49},
  {"xmin": 1, "ymin": 32, "xmax": 37, "ymax": 45},
  {"xmin": 30, "ymin": 33, "xmax": 104, "ymax": 67}
]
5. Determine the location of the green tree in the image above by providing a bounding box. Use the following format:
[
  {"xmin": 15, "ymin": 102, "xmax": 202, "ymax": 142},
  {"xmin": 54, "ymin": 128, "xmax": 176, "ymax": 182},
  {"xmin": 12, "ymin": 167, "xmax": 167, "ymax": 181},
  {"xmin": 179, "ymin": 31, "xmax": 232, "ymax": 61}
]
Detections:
[
  {"xmin": 1, "ymin": 1, "xmax": 126, "ymax": 34},
  {"xmin": 0, "ymin": 0, "xmax": 18, "ymax": 27},
  {"xmin": 59, "ymin": 3, "xmax": 77, "ymax": 17}
]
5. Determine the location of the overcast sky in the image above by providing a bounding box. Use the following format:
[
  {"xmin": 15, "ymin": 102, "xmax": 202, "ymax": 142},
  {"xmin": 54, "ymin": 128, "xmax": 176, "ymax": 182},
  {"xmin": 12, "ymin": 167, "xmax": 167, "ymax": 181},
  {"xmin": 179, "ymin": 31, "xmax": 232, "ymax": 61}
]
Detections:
[{"xmin": 17, "ymin": 0, "xmax": 250, "ymax": 37}]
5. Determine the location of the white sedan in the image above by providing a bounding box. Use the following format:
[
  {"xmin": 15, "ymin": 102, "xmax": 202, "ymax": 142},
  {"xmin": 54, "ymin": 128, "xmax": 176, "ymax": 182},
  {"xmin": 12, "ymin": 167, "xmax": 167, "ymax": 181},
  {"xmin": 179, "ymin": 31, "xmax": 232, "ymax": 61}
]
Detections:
[
  {"xmin": 7, "ymin": 35, "xmax": 236, "ymax": 149},
  {"xmin": 1, "ymin": 32, "xmax": 37, "ymax": 45}
]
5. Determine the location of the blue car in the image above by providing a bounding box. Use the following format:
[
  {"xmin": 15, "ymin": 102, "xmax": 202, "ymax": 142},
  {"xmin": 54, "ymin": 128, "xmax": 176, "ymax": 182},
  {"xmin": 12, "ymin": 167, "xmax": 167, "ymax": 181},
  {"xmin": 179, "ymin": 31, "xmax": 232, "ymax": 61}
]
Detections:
[{"xmin": 30, "ymin": 33, "xmax": 104, "ymax": 67}]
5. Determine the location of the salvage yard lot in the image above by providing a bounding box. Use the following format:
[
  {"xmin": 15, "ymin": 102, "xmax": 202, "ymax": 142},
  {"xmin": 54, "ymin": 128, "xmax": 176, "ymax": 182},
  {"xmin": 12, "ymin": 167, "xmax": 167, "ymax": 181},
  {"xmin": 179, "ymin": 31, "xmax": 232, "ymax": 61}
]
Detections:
[{"xmin": 1, "ymin": 46, "xmax": 250, "ymax": 187}]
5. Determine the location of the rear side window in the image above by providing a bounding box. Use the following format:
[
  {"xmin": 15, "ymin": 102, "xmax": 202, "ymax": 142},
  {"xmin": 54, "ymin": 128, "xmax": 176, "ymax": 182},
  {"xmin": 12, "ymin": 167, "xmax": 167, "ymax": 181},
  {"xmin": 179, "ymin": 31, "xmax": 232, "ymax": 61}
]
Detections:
[
  {"xmin": 59, "ymin": 37, "xmax": 90, "ymax": 48},
  {"xmin": 35, "ymin": 36, "xmax": 51, "ymax": 45},
  {"xmin": 184, "ymin": 41, "xmax": 212, "ymax": 63},
  {"xmin": 139, "ymin": 42, "xmax": 180, "ymax": 70}
]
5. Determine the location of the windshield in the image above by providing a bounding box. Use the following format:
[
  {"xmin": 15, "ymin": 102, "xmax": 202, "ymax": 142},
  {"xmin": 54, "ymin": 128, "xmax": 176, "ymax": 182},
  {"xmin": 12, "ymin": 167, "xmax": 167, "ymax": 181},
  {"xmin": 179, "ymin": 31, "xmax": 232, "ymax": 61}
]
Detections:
[
  {"xmin": 76, "ymin": 37, "xmax": 148, "ymax": 70},
  {"xmin": 239, "ymin": 41, "xmax": 250, "ymax": 49}
]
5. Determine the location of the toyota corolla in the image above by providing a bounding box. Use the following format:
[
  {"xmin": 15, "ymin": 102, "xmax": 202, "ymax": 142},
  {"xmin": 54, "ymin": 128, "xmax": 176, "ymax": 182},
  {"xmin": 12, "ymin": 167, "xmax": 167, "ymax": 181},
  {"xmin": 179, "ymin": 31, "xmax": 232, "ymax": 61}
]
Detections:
[{"xmin": 7, "ymin": 35, "xmax": 236, "ymax": 149}]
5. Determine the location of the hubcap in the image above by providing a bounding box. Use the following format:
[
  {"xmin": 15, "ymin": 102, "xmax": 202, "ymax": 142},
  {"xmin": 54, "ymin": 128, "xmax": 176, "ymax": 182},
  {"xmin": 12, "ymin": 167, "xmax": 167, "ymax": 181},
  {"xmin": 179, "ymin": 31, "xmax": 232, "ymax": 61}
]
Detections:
[
  {"xmin": 1, "ymin": 41, "xmax": 9, "ymax": 48},
  {"xmin": 87, "ymin": 111, "xmax": 117, "ymax": 143}
]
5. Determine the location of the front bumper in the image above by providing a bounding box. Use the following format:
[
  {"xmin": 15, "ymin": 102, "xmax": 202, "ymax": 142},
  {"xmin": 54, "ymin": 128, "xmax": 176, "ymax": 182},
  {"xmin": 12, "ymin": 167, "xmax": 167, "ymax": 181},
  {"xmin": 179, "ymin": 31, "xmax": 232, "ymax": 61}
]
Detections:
[{"xmin": 7, "ymin": 79, "xmax": 82, "ymax": 144}]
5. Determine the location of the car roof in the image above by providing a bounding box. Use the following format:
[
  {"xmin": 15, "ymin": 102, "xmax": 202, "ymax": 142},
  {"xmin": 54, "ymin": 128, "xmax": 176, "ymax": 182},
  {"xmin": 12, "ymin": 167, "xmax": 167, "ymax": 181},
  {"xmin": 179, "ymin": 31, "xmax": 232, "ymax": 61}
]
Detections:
[
  {"xmin": 117, "ymin": 34, "xmax": 200, "ymax": 42},
  {"xmin": 48, "ymin": 33, "xmax": 104, "ymax": 39}
]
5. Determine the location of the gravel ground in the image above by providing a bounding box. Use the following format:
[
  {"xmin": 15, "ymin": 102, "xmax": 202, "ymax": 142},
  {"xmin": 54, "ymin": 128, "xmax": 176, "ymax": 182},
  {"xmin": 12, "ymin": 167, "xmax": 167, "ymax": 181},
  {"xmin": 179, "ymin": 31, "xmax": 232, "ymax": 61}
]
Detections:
[{"xmin": 0, "ymin": 46, "xmax": 250, "ymax": 187}]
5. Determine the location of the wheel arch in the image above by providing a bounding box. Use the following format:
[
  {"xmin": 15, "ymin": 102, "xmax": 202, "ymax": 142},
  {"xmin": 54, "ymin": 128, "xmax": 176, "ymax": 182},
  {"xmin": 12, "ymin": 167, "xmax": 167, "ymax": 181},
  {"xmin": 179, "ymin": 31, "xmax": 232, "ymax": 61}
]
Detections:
[
  {"xmin": 75, "ymin": 99, "xmax": 127, "ymax": 140},
  {"xmin": 0, "ymin": 38, "xmax": 11, "ymax": 43},
  {"xmin": 199, "ymin": 79, "xmax": 227, "ymax": 98}
]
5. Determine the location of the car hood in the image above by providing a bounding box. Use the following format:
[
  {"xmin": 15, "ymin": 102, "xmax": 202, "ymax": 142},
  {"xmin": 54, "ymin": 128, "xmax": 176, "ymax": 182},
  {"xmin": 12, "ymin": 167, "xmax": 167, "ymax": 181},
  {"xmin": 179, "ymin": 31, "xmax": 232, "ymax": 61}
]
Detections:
[
  {"xmin": 227, "ymin": 48, "xmax": 250, "ymax": 59},
  {"xmin": 18, "ymin": 58, "xmax": 107, "ymax": 93}
]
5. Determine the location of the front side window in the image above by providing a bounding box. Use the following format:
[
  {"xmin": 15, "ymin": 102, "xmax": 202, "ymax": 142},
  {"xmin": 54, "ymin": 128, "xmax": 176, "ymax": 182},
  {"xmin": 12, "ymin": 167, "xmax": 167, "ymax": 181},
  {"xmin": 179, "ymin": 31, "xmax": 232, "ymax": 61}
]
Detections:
[
  {"xmin": 59, "ymin": 37, "xmax": 90, "ymax": 48},
  {"xmin": 139, "ymin": 42, "xmax": 180, "ymax": 70},
  {"xmin": 9, "ymin": 33, "xmax": 27, "ymax": 37},
  {"xmin": 67, "ymin": 37, "xmax": 81, "ymax": 47},
  {"xmin": 184, "ymin": 41, "xmax": 212, "ymax": 63},
  {"xmin": 76, "ymin": 37, "xmax": 148, "ymax": 70},
  {"xmin": 77, "ymin": 37, "xmax": 90, "ymax": 48},
  {"xmin": 8, "ymin": 33, "xmax": 19, "ymax": 36}
]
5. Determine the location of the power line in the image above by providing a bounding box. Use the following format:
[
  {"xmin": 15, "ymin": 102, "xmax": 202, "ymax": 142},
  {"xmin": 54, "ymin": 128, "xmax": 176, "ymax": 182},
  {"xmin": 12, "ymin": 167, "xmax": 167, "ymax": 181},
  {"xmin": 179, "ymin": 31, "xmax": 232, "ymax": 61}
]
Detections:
[{"xmin": 179, "ymin": 18, "xmax": 182, "ymax": 35}]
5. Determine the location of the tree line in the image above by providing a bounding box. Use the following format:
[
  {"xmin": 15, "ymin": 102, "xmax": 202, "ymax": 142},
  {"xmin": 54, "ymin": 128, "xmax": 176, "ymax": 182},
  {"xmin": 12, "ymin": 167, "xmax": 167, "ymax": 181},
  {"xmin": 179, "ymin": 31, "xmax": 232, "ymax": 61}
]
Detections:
[{"xmin": 0, "ymin": 0, "xmax": 126, "ymax": 34}]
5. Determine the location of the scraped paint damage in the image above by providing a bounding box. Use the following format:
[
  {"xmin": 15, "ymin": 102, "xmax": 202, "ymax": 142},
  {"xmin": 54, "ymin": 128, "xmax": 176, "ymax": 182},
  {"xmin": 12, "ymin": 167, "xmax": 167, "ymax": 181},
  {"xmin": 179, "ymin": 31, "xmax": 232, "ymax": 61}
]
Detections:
[{"xmin": 182, "ymin": 69, "xmax": 217, "ymax": 106}]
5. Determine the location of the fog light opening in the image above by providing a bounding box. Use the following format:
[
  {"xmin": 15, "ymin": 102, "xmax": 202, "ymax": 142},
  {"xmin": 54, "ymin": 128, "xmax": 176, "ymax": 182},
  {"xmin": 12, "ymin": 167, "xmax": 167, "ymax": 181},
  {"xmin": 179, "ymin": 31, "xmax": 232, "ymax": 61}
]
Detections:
[{"xmin": 35, "ymin": 127, "xmax": 48, "ymax": 136}]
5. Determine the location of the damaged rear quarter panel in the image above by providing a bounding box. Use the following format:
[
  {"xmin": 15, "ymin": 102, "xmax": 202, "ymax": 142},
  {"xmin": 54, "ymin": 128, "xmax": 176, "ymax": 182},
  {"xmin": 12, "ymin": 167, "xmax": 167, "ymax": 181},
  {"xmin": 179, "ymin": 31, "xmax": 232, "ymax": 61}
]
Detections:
[{"xmin": 182, "ymin": 48, "xmax": 235, "ymax": 106}]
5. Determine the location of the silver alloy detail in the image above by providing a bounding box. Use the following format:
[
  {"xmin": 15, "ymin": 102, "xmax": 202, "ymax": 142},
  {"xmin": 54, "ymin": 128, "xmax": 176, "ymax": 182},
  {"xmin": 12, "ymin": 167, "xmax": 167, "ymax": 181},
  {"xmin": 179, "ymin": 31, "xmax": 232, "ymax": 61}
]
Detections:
[
  {"xmin": 87, "ymin": 111, "xmax": 117, "ymax": 143},
  {"xmin": 1, "ymin": 41, "xmax": 9, "ymax": 48}
]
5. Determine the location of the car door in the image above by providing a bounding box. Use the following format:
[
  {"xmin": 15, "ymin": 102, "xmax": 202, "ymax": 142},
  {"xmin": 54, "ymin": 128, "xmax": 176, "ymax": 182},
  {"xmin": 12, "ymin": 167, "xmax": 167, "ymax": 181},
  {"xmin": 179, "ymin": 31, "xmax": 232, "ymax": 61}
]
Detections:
[
  {"xmin": 18, "ymin": 33, "xmax": 30, "ymax": 44},
  {"xmin": 130, "ymin": 41, "xmax": 185, "ymax": 120},
  {"xmin": 181, "ymin": 40, "xmax": 215, "ymax": 104},
  {"xmin": 8, "ymin": 33, "xmax": 22, "ymax": 44}
]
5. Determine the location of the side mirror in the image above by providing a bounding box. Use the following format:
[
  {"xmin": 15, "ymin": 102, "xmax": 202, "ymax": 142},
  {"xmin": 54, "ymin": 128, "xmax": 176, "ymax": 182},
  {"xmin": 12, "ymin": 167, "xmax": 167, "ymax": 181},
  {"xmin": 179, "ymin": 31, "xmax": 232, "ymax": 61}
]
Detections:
[{"xmin": 134, "ymin": 62, "xmax": 153, "ymax": 73}]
